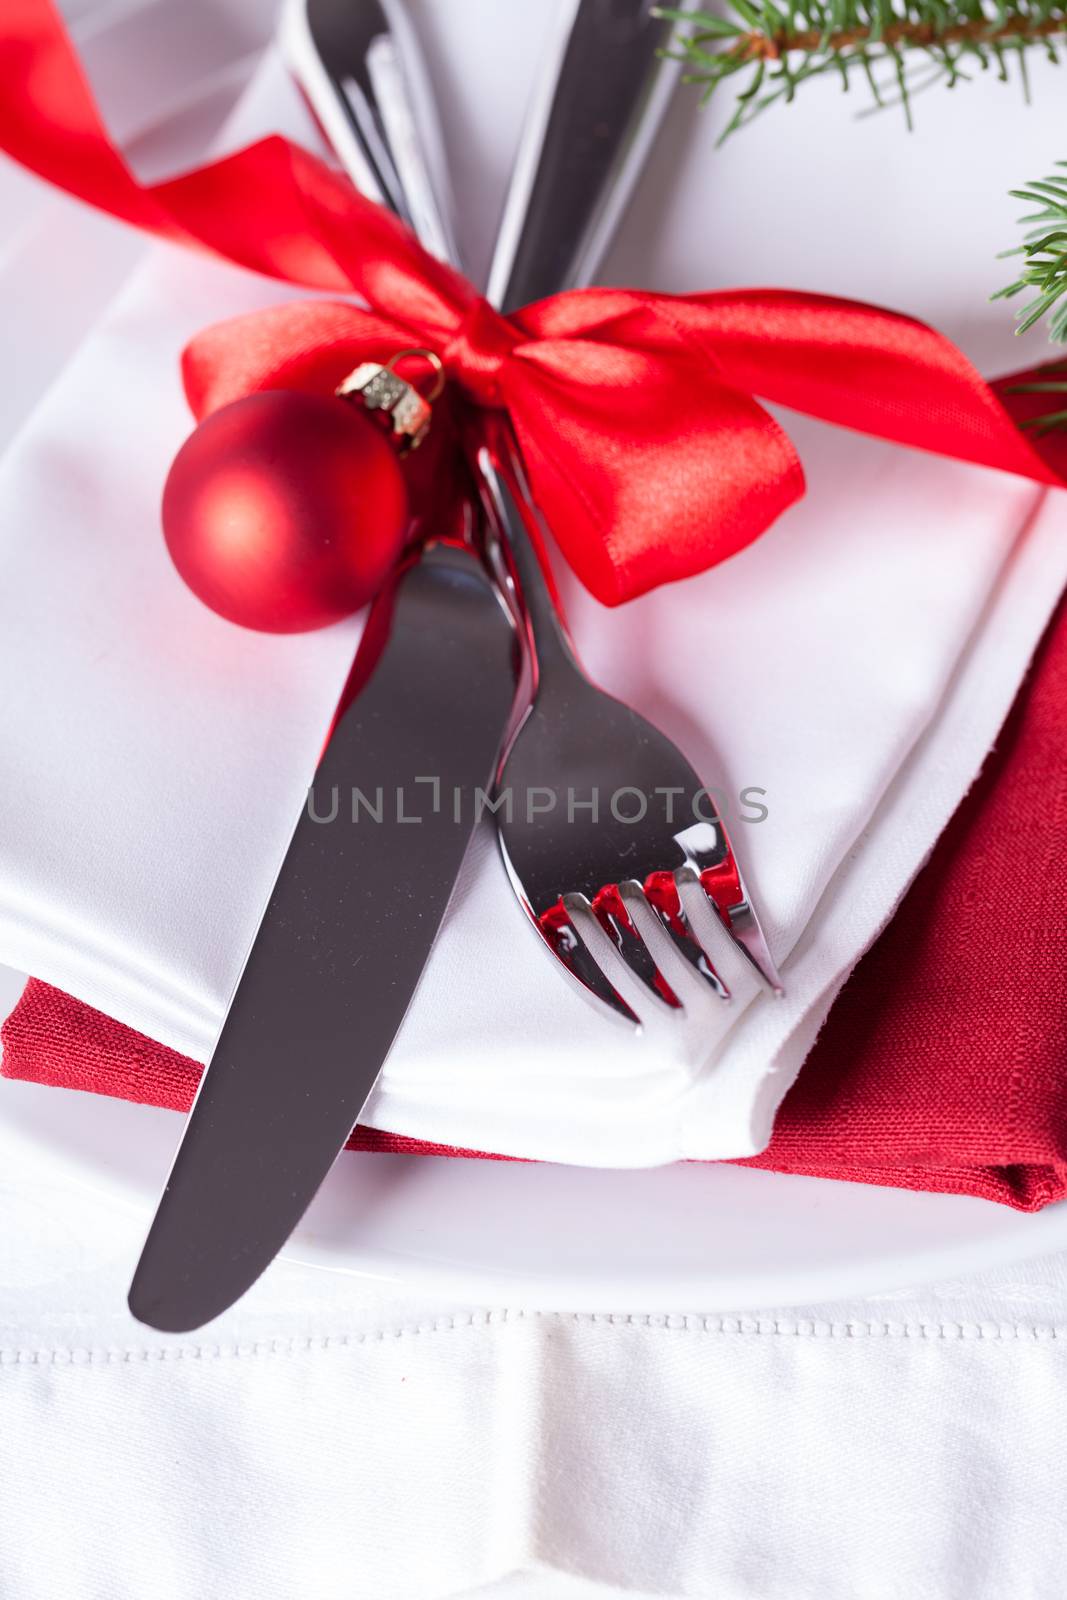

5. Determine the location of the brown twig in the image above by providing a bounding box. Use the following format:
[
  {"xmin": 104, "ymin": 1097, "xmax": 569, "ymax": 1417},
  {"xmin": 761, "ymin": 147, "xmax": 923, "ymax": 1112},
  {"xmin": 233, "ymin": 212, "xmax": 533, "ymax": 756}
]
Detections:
[{"xmin": 721, "ymin": 10, "xmax": 1065, "ymax": 59}]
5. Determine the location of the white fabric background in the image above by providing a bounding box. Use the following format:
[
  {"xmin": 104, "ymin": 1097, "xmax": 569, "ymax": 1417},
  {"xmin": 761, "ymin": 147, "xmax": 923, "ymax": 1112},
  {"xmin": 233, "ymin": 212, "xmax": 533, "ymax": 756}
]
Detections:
[
  {"xmin": 3, "ymin": 950, "xmax": 1067, "ymax": 1600},
  {"xmin": 3, "ymin": 7, "xmax": 1067, "ymax": 1597},
  {"xmin": 1, "ymin": 0, "xmax": 1066, "ymax": 1164}
]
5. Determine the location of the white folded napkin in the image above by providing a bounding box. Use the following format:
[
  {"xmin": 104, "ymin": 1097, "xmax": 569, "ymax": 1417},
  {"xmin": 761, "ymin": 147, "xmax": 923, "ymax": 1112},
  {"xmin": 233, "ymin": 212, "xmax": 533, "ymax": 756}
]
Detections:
[{"xmin": 1, "ymin": 1, "xmax": 1066, "ymax": 1165}]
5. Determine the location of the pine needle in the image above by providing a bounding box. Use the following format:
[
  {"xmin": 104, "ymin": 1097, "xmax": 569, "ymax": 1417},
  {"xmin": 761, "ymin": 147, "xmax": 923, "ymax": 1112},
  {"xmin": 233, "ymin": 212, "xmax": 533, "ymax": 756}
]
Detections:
[
  {"xmin": 996, "ymin": 164, "xmax": 1067, "ymax": 343},
  {"xmin": 655, "ymin": 1, "xmax": 1066, "ymax": 136}
]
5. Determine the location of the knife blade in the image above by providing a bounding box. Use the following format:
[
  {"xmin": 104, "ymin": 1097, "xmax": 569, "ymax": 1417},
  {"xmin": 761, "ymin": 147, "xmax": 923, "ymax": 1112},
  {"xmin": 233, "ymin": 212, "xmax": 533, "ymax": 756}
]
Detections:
[{"xmin": 129, "ymin": 543, "xmax": 515, "ymax": 1332}]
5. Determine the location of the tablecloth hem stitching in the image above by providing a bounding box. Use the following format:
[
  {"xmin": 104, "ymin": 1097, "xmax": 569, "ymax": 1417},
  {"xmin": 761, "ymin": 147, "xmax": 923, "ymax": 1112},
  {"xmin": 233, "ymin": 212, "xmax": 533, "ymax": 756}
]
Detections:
[{"xmin": 3, "ymin": 1310, "xmax": 1067, "ymax": 1363}]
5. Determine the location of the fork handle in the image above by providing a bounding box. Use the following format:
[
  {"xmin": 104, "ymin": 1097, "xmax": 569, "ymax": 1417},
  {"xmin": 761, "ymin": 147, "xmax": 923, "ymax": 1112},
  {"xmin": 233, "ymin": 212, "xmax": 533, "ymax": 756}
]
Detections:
[{"xmin": 475, "ymin": 418, "xmax": 581, "ymax": 685}]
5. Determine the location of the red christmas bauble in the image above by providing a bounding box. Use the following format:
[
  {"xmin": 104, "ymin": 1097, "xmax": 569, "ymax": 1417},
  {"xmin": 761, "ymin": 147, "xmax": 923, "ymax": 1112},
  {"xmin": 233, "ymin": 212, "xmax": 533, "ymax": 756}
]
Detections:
[{"xmin": 162, "ymin": 390, "xmax": 409, "ymax": 633}]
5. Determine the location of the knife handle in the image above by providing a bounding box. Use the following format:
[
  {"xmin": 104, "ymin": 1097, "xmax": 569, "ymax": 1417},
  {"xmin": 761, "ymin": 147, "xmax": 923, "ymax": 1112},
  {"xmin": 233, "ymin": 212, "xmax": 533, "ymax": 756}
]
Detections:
[{"xmin": 487, "ymin": 0, "xmax": 682, "ymax": 315}]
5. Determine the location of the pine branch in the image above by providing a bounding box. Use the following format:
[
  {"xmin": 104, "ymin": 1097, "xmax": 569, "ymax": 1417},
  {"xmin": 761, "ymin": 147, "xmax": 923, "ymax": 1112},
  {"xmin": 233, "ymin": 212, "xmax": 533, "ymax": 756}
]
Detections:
[
  {"xmin": 993, "ymin": 163, "xmax": 1067, "ymax": 341},
  {"xmin": 993, "ymin": 166, "xmax": 1067, "ymax": 429},
  {"xmin": 656, "ymin": 1, "xmax": 1067, "ymax": 138}
]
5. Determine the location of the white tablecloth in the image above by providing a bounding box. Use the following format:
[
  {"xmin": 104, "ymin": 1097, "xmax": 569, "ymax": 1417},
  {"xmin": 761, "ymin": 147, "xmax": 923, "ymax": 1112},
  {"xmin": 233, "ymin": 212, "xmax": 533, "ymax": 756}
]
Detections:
[{"xmin": 2, "ymin": 955, "xmax": 1066, "ymax": 1599}]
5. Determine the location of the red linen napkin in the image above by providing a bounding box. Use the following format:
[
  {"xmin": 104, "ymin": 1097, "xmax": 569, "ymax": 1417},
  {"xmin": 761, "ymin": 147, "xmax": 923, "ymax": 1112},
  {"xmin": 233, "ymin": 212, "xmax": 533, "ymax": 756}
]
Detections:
[{"xmin": 4, "ymin": 592, "xmax": 1067, "ymax": 1209}]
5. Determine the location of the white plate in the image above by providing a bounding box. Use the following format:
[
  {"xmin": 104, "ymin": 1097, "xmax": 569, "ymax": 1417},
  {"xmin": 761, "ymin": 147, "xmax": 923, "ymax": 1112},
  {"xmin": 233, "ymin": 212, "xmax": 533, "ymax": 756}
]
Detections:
[{"xmin": 3, "ymin": 965, "xmax": 1066, "ymax": 1313}]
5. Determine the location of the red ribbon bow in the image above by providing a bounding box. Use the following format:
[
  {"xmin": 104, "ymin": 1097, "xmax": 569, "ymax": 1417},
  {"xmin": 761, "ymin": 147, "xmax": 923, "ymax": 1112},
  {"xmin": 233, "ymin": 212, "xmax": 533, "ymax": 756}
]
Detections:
[{"xmin": 3, "ymin": 0, "xmax": 1066, "ymax": 604}]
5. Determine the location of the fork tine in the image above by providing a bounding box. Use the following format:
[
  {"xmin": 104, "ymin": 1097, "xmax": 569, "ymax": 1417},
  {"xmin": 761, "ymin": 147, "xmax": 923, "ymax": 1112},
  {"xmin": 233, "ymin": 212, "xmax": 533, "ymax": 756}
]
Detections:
[
  {"xmin": 636, "ymin": 874, "xmax": 730, "ymax": 1001},
  {"xmin": 592, "ymin": 884, "xmax": 681, "ymax": 1010},
  {"xmin": 679, "ymin": 862, "xmax": 784, "ymax": 996},
  {"xmin": 538, "ymin": 896, "xmax": 640, "ymax": 1024}
]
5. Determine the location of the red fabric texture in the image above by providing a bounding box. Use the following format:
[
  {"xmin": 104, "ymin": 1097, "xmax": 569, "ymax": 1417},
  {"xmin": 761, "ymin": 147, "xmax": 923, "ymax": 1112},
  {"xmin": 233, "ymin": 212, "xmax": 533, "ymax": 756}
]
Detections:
[
  {"xmin": 4, "ymin": 1, "xmax": 1067, "ymax": 607},
  {"xmin": 5, "ymin": 589, "xmax": 1067, "ymax": 1208}
]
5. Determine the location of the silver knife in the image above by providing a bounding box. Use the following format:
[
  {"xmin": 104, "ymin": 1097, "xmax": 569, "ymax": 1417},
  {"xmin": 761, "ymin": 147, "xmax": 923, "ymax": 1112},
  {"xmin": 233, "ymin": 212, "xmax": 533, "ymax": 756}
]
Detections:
[
  {"xmin": 129, "ymin": 545, "xmax": 515, "ymax": 1331},
  {"xmin": 129, "ymin": 3, "xmax": 519, "ymax": 1333}
]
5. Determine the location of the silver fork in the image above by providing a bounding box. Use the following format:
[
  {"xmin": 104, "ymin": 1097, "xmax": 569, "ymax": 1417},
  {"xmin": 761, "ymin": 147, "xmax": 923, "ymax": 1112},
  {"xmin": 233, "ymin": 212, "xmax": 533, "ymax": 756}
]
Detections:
[
  {"xmin": 284, "ymin": 0, "xmax": 782, "ymax": 1023},
  {"xmin": 479, "ymin": 4, "xmax": 782, "ymax": 1021},
  {"xmin": 482, "ymin": 444, "xmax": 781, "ymax": 1024}
]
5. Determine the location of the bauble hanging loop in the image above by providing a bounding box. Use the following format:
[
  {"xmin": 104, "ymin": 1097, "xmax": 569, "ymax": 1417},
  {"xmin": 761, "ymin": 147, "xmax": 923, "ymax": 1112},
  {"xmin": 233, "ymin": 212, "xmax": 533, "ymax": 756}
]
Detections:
[
  {"xmin": 336, "ymin": 348, "xmax": 445, "ymax": 454},
  {"xmin": 161, "ymin": 351, "xmax": 445, "ymax": 635}
]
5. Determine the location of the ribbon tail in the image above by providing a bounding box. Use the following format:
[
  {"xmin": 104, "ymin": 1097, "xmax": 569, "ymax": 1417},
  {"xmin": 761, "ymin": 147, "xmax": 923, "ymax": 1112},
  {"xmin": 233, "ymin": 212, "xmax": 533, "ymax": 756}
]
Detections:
[
  {"xmin": 1, "ymin": 1, "xmax": 358, "ymax": 287},
  {"xmin": 674, "ymin": 289, "xmax": 1066, "ymax": 490},
  {"xmin": 0, "ymin": 0, "xmax": 475, "ymax": 326}
]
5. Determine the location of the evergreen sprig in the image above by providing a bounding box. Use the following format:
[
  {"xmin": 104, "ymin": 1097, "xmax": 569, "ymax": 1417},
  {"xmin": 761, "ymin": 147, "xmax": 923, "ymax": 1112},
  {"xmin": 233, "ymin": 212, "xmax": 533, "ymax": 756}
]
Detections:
[
  {"xmin": 993, "ymin": 164, "xmax": 1067, "ymax": 341},
  {"xmin": 656, "ymin": 1, "xmax": 1066, "ymax": 139}
]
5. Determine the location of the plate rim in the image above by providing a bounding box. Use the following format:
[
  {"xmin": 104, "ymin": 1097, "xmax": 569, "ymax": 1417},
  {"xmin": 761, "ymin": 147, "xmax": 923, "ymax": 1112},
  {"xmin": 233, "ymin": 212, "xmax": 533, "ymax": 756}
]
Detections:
[{"xmin": 3, "ymin": 1073, "xmax": 1066, "ymax": 1315}]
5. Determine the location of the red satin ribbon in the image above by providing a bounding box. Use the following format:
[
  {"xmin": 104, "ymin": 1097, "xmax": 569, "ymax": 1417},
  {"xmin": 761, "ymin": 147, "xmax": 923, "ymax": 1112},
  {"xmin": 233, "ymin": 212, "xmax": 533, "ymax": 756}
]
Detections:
[{"xmin": 3, "ymin": 0, "xmax": 1065, "ymax": 604}]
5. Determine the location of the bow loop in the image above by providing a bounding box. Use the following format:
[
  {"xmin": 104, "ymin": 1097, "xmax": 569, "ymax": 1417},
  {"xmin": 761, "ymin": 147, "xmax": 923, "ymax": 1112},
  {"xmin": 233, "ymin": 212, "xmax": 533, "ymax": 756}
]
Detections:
[{"xmin": 442, "ymin": 297, "xmax": 521, "ymax": 409}]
